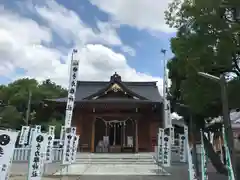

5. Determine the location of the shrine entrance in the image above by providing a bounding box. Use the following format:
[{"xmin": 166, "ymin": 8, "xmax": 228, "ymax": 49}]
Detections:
[{"xmin": 94, "ymin": 117, "xmax": 136, "ymax": 153}]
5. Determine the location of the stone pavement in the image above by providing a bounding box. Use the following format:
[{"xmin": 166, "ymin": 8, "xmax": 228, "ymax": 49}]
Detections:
[
  {"xmin": 9, "ymin": 152, "xmax": 228, "ymax": 180},
  {"xmin": 54, "ymin": 153, "xmax": 169, "ymax": 176},
  {"xmin": 10, "ymin": 162, "xmax": 61, "ymax": 176}
]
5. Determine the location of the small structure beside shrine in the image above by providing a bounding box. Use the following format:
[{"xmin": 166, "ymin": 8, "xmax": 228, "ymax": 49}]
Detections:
[{"xmin": 47, "ymin": 73, "xmax": 164, "ymax": 153}]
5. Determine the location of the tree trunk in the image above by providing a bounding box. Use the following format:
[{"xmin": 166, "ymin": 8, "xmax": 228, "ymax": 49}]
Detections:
[{"xmin": 203, "ymin": 134, "xmax": 228, "ymax": 175}]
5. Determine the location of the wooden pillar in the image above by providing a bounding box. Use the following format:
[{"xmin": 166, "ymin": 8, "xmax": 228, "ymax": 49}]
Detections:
[
  {"xmin": 91, "ymin": 119, "xmax": 95, "ymax": 152},
  {"xmin": 114, "ymin": 124, "xmax": 116, "ymax": 145},
  {"xmin": 123, "ymin": 124, "xmax": 125, "ymax": 146},
  {"xmin": 135, "ymin": 120, "xmax": 138, "ymax": 152},
  {"xmin": 105, "ymin": 123, "xmax": 107, "ymax": 136}
]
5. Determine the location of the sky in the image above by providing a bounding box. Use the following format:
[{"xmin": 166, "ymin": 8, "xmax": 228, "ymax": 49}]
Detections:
[{"xmin": 0, "ymin": 0, "xmax": 176, "ymax": 95}]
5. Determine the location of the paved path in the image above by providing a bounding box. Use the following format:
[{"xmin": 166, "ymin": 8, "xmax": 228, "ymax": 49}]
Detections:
[
  {"xmin": 55, "ymin": 164, "xmax": 169, "ymax": 175},
  {"xmin": 9, "ymin": 152, "xmax": 228, "ymax": 180},
  {"xmin": 54, "ymin": 153, "xmax": 169, "ymax": 176}
]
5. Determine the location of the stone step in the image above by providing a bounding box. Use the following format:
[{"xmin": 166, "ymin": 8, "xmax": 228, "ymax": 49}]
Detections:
[
  {"xmin": 75, "ymin": 159, "xmax": 154, "ymax": 162},
  {"xmin": 75, "ymin": 156, "xmax": 155, "ymax": 160},
  {"xmin": 73, "ymin": 161, "xmax": 155, "ymax": 164},
  {"xmin": 76, "ymin": 159, "xmax": 154, "ymax": 163}
]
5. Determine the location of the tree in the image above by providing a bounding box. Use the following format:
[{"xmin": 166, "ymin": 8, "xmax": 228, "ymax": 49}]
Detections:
[
  {"xmin": 0, "ymin": 105, "xmax": 22, "ymax": 129},
  {"xmin": 0, "ymin": 78, "xmax": 67, "ymax": 128},
  {"xmin": 165, "ymin": 0, "xmax": 240, "ymax": 175},
  {"xmin": 41, "ymin": 118, "xmax": 64, "ymax": 138}
]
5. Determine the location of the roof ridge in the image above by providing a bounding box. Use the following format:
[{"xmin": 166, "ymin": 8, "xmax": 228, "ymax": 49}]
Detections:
[{"xmin": 77, "ymin": 81, "xmax": 157, "ymax": 86}]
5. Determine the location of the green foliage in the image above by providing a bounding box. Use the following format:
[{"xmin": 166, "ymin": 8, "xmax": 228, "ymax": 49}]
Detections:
[
  {"xmin": 0, "ymin": 78, "xmax": 67, "ymax": 129},
  {"xmin": 0, "ymin": 106, "xmax": 22, "ymax": 129},
  {"xmin": 41, "ymin": 118, "xmax": 64, "ymax": 138},
  {"xmin": 165, "ymin": 0, "xmax": 240, "ymax": 118}
]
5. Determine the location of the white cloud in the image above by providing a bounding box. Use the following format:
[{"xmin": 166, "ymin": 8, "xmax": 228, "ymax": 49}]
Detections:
[
  {"xmin": 32, "ymin": 0, "xmax": 122, "ymax": 46},
  {"xmin": 121, "ymin": 45, "xmax": 136, "ymax": 56},
  {"xmin": 0, "ymin": 0, "xmax": 166, "ymax": 96},
  {"xmin": 89, "ymin": 0, "xmax": 176, "ymax": 33}
]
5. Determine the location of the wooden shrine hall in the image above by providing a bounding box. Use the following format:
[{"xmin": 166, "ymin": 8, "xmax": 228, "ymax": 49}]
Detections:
[{"xmin": 47, "ymin": 73, "xmax": 164, "ymax": 153}]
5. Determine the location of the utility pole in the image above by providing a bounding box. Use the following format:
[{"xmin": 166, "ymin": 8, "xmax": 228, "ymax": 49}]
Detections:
[{"xmin": 25, "ymin": 90, "xmax": 32, "ymax": 125}]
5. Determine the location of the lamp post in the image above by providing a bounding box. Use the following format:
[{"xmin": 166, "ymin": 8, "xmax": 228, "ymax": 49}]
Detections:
[{"xmin": 198, "ymin": 72, "xmax": 236, "ymax": 177}]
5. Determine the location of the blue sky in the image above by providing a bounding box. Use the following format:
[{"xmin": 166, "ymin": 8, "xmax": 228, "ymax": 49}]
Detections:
[{"xmin": 0, "ymin": 0, "xmax": 175, "ymax": 92}]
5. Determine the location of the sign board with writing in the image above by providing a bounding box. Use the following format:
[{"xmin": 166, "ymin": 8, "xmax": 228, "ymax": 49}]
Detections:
[
  {"xmin": 62, "ymin": 128, "xmax": 74, "ymax": 165},
  {"xmin": 64, "ymin": 53, "xmax": 79, "ymax": 127},
  {"xmin": 27, "ymin": 131, "xmax": 46, "ymax": 180},
  {"xmin": 71, "ymin": 135, "xmax": 79, "ymax": 163},
  {"xmin": 157, "ymin": 128, "xmax": 164, "ymax": 163},
  {"xmin": 162, "ymin": 132, "xmax": 171, "ymax": 167},
  {"xmin": 35, "ymin": 125, "xmax": 41, "ymax": 133},
  {"xmin": 19, "ymin": 126, "xmax": 30, "ymax": 145}
]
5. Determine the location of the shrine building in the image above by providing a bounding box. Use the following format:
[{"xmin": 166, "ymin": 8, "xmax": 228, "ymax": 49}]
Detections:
[{"xmin": 47, "ymin": 73, "xmax": 164, "ymax": 153}]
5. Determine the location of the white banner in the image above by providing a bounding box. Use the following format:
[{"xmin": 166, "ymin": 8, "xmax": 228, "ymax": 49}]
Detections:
[
  {"xmin": 69, "ymin": 127, "xmax": 77, "ymax": 163},
  {"xmin": 200, "ymin": 130, "xmax": 208, "ymax": 180},
  {"xmin": 60, "ymin": 126, "xmax": 65, "ymax": 145},
  {"xmin": 45, "ymin": 132, "xmax": 55, "ymax": 163},
  {"xmin": 162, "ymin": 133, "xmax": 171, "ymax": 167},
  {"xmin": 157, "ymin": 128, "xmax": 164, "ymax": 163},
  {"xmin": 71, "ymin": 127, "xmax": 76, "ymax": 135},
  {"xmin": 41, "ymin": 133, "xmax": 48, "ymax": 162},
  {"xmin": 19, "ymin": 126, "xmax": 30, "ymax": 145},
  {"xmin": 164, "ymin": 100, "xmax": 172, "ymax": 128},
  {"xmin": 163, "ymin": 67, "xmax": 172, "ymax": 128},
  {"xmin": 27, "ymin": 131, "xmax": 46, "ymax": 180},
  {"xmin": 179, "ymin": 134, "xmax": 187, "ymax": 162},
  {"xmin": 62, "ymin": 128, "xmax": 74, "ymax": 165},
  {"xmin": 28, "ymin": 128, "xmax": 35, "ymax": 145},
  {"xmin": 0, "ymin": 130, "xmax": 19, "ymax": 180},
  {"xmin": 170, "ymin": 127, "xmax": 174, "ymax": 145},
  {"xmin": 64, "ymin": 54, "xmax": 79, "ymax": 127},
  {"xmin": 35, "ymin": 125, "xmax": 41, "ymax": 133},
  {"xmin": 48, "ymin": 126, "xmax": 55, "ymax": 135},
  {"xmin": 71, "ymin": 135, "xmax": 79, "ymax": 163},
  {"xmin": 4, "ymin": 157, "xmax": 12, "ymax": 180}
]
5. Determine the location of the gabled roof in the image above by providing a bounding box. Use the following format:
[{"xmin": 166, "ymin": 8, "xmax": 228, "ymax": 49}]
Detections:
[{"xmin": 48, "ymin": 73, "xmax": 163, "ymax": 103}]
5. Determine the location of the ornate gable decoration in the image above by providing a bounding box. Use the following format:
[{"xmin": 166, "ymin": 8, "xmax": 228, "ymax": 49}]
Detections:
[
  {"xmin": 88, "ymin": 72, "xmax": 144, "ymax": 100},
  {"xmin": 107, "ymin": 83, "xmax": 123, "ymax": 93}
]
